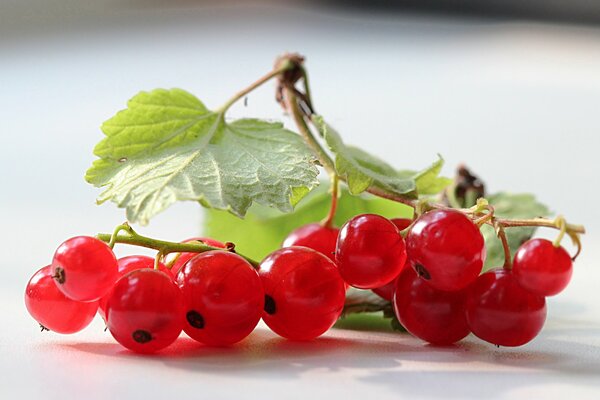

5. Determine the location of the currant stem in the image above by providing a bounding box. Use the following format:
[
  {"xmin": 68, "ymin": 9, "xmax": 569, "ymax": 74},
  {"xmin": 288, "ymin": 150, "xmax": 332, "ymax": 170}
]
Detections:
[
  {"xmin": 154, "ymin": 252, "xmax": 165, "ymax": 271},
  {"xmin": 286, "ymin": 90, "xmax": 336, "ymax": 175},
  {"xmin": 496, "ymin": 224, "xmax": 513, "ymax": 270},
  {"xmin": 96, "ymin": 230, "xmax": 260, "ymax": 269},
  {"xmin": 108, "ymin": 222, "xmax": 134, "ymax": 249},
  {"xmin": 216, "ymin": 60, "xmax": 294, "ymax": 114},
  {"xmin": 496, "ymin": 217, "xmax": 585, "ymax": 235},
  {"xmin": 321, "ymin": 174, "xmax": 339, "ymax": 228},
  {"xmin": 553, "ymin": 215, "xmax": 567, "ymax": 247}
]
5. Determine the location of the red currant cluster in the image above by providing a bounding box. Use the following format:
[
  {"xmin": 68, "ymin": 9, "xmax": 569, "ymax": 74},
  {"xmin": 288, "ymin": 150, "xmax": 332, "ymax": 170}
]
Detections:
[
  {"xmin": 285, "ymin": 209, "xmax": 573, "ymax": 347},
  {"xmin": 25, "ymin": 209, "xmax": 573, "ymax": 353}
]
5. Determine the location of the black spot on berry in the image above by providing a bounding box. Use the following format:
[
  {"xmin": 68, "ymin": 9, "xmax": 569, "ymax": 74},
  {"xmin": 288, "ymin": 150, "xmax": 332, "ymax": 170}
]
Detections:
[
  {"xmin": 132, "ymin": 329, "xmax": 152, "ymax": 344},
  {"xmin": 414, "ymin": 264, "xmax": 431, "ymax": 280},
  {"xmin": 53, "ymin": 267, "xmax": 66, "ymax": 284},
  {"xmin": 264, "ymin": 295, "xmax": 276, "ymax": 315},
  {"xmin": 186, "ymin": 310, "xmax": 205, "ymax": 329}
]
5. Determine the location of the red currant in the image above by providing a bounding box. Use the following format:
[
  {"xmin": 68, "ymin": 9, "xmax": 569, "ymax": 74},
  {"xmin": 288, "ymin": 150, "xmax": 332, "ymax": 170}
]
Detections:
[
  {"xmin": 106, "ymin": 269, "xmax": 184, "ymax": 353},
  {"xmin": 465, "ymin": 268, "xmax": 546, "ymax": 347},
  {"xmin": 336, "ymin": 214, "xmax": 407, "ymax": 289},
  {"xmin": 513, "ymin": 238, "xmax": 573, "ymax": 296},
  {"xmin": 390, "ymin": 217, "xmax": 413, "ymax": 231},
  {"xmin": 98, "ymin": 255, "xmax": 171, "ymax": 321},
  {"xmin": 372, "ymin": 279, "xmax": 396, "ymax": 301},
  {"xmin": 393, "ymin": 267, "xmax": 470, "ymax": 345},
  {"xmin": 25, "ymin": 266, "xmax": 98, "ymax": 334},
  {"xmin": 259, "ymin": 247, "xmax": 346, "ymax": 340},
  {"xmin": 51, "ymin": 236, "xmax": 119, "ymax": 302},
  {"xmin": 282, "ymin": 223, "xmax": 339, "ymax": 262},
  {"xmin": 176, "ymin": 251, "xmax": 263, "ymax": 346},
  {"xmin": 171, "ymin": 237, "xmax": 226, "ymax": 276},
  {"xmin": 372, "ymin": 217, "xmax": 412, "ymax": 300},
  {"xmin": 406, "ymin": 209, "xmax": 485, "ymax": 291}
]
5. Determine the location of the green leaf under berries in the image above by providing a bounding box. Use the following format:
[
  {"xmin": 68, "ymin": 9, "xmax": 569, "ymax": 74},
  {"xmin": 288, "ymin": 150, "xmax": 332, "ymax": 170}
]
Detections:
[
  {"xmin": 482, "ymin": 192, "xmax": 551, "ymax": 270},
  {"xmin": 313, "ymin": 116, "xmax": 450, "ymax": 197},
  {"xmin": 203, "ymin": 184, "xmax": 413, "ymax": 261},
  {"xmin": 85, "ymin": 89, "xmax": 320, "ymax": 224},
  {"xmin": 342, "ymin": 287, "xmax": 391, "ymax": 316}
]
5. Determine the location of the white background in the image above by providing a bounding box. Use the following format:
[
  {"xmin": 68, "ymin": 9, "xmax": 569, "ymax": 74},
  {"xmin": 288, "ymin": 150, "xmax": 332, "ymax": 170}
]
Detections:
[{"xmin": 1, "ymin": 2, "xmax": 599, "ymax": 399}]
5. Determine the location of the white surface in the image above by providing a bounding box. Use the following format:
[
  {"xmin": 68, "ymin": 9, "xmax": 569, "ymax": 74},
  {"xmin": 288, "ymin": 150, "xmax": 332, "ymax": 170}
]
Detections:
[{"xmin": 1, "ymin": 3, "xmax": 600, "ymax": 399}]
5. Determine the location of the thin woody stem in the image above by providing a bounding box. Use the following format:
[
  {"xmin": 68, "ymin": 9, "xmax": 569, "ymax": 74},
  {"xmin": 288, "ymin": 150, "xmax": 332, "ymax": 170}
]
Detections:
[
  {"xmin": 216, "ymin": 60, "xmax": 294, "ymax": 114},
  {"xmin": 496, "ymin": 224, "xmax": 513, "ymax": 269},
  {"xmin": 321, "ymin": 174, "xmax": 339, "ymax": 228}
]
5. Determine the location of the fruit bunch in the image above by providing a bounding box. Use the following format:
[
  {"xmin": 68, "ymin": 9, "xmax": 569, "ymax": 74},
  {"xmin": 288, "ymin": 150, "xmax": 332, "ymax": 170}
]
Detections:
[
  {"xmin": 25, "ymin": 206, "xmax": 577, "ymax": 353},
  {"xmin": 25, "ymin": 53, "xmax": 586, "ymax": 354},
  {"xmin": 25, "ymin": 226, "xmax": 347, "ymax": 352},
  {"xmin": 286, "ymin": 210, "xmax": 575, "ymax": 347}
]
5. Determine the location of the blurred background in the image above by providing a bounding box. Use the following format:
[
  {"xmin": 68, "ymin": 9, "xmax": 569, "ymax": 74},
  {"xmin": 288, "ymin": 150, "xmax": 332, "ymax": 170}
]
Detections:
[
  {"xmin": 2, "ymin": 0, "xmax": 599, "ymax": 286},
  {"xmin": 3, "ymin": 0, "xmax": 600, "ymax": 286},
  {"xmin": 2, "ymin": 1, "xmax": 600, "ymax": 398}
]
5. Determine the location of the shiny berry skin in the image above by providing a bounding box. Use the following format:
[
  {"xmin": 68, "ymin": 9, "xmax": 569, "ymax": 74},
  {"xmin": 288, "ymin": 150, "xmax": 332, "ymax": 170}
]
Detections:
[
  {"xmin": 372, "ymin": 279, "xmax": 396, "ymax": 301},
  {"xmin": 282, "ymin": 223, "xmax": 339, "ymax": 262},
  {"xmin": 390, "ymin": 218, "xmax": 413, "ymax": 231},
  {"xmin": 51, "ymin": 236, "xmax": 118, "ymax": 302},
  {"xmin": 371, "ymin": 218, "xmax": 412, "ymax": 299},
  {"xmin": 176, "ymin": 251, "xmax": 263, "ymax": 346},
  {"xmin": 106, "ymin": 269, "xmax": 184, "ymax": 353},
  {"xmin": 393, "ymin": 267, "xmax": 470, "ymax": 345},
  {"xmin": 25, "ymin": 266, "xmax": 98, "ymax": 334},
  {"xmin": 406, "ymin": 210, "xmax": 485, "ymax": 291},
  {"xmin": 259, "ymin": 247, "xmax": 346, "ymax": 340},
  {"xmin": 465, "ymin": 268, "xmax": 546, "ymax": 347},
  {"xmin": 513, "ymin": 238, "xmax": 573, "ymax": 296},
  {"xmin": 171, "ymin": 237, "xmax": 226, "ymax": 276},
  {"xmin": 336, "ymin": 214, "xmax": 407, "ymax": 289},
  {"xmin": 98, "ymin": 255, "xmax": 171, "ymax": 321}
]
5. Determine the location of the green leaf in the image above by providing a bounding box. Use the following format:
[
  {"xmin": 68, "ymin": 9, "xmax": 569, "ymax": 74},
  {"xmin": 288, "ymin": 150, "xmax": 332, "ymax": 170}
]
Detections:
[
  {"xmin": 398, "ymin": 155, "xmax": 453, "ymax": 195},
  {"xmin": 314, "ymin": 116, "xmax": 416, "ymax": 196},
  {"xmin": 336, "ymin": 288, "xmax": 406, "ymax": 332},
  {"xmin": 86, "ymin": 89, "xmax": 320, "ymax": 224},
  {"xmin": 313, "ymin": 116, "xmax": 451, "ymax": 197},
  {"xmin": 203, "ymin": 184, "xmax": 413, "ymax": 261},
  {"xmin": 482, "ymin": 192, "xmax": 551, "ymax": 270}
]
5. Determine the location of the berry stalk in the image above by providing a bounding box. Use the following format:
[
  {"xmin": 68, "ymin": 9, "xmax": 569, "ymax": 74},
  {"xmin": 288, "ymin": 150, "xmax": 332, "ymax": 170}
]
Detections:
[{"xmin": 96, "ymin": 224, "xmax": 259, "ymax": 269}]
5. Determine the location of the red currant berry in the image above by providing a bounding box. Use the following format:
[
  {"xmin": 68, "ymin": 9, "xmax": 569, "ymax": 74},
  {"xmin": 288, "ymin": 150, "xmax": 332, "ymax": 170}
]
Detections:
[
  {"xmin": 465, "ymin": 268, "xmax": 546, "ymax": 347},
  {"xmin": 259, "ymin": 247, "xmax": 346, "ymax": 340},
  {"xmin": 51, "ymin": 236, "xmax": 118, "ymax": 302},
  {"xmin": 98, "ymin": 255, "xmax": 171, "ymax": 321},
  {"xmin": 513, "ymin": 238, "xmax": 573, "ymax": 296},
  {"xmin": 393, "ymin": 267, "xmax": 469, "ymax": 345},
  {"xmin": 390, "ymin": 217, "xmax": 413, "ymax": 231},
  {"xmin": 106, "ymin": 269, "xmax": 184, "ymax": 353},
  {"xmin": 406, "ymin": 210, "xmax": 485, "ymax": 291},
  {"xmin": 282, "ymin": 223, "xmax": 339, "ymax": 262},
  {"xmin": 25, "ymin": 266, "xmax": 98, "ymax": 334},
  {"xmin": 171, "ymin": 237, "xmax": 226, "ymax": 276},
  {"xmin": 372, "ymin": 279, "xmax": 396, "ymax": 301},
  {"xmin": 371, "ymin": 218, "xmax": 412, "ymax": 300},
  {"xmin": 336, "ymin": 214, "xmax": 407, "ymax": 289},
  {"xmin": 176, "ymin": 251, "xmax": 263, "ymax": 346}
]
